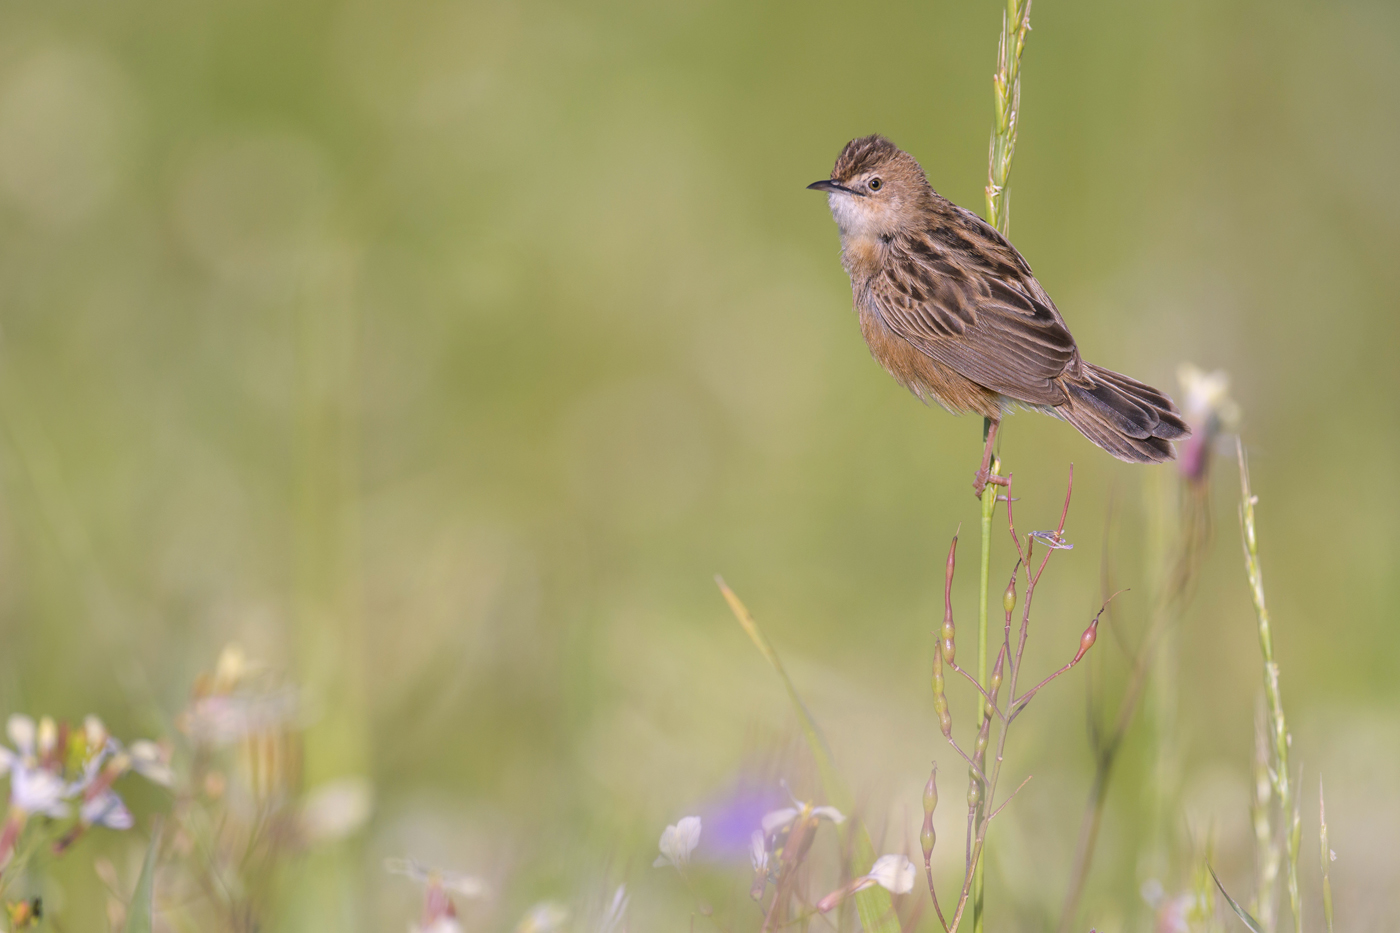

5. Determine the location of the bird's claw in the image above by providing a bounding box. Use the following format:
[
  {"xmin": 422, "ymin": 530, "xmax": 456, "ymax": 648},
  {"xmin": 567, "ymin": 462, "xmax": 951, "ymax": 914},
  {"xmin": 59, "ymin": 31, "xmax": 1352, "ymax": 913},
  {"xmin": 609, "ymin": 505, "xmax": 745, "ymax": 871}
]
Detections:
[{"xmin": 972, "ymin": 470, "xmax": 1011, "ymax": 498}]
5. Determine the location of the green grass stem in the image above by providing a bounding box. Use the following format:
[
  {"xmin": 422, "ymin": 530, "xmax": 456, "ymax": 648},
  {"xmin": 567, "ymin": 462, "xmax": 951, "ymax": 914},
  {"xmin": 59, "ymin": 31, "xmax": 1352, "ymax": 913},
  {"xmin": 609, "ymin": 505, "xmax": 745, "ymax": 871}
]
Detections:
[
  {"xmin": 1237, "ymin": 440, "xmax": 1300, "ymax": 933},
  {"xmin": 972, "ymin": 447, "xmax": 998, "ymax": 933},
  {"xmin": 976, "ymin": 1, "xmax": 1032, "ymax": 928}
]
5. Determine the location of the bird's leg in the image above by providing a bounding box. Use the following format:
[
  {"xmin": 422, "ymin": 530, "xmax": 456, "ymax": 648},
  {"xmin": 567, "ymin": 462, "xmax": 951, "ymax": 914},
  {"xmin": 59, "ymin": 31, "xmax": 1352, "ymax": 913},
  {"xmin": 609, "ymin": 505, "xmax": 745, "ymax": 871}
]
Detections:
[{"xmin": 973, "ymin": 417, "xmax": 1011, "ymax": 497}]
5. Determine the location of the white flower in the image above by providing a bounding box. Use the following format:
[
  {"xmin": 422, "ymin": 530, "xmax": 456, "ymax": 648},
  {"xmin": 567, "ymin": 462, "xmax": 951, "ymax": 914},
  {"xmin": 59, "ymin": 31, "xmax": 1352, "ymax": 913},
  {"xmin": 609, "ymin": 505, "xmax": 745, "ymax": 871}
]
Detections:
[
  {"xmin": 385, "ymin": 857, "xmax": 489, "ymax": 899},
  {"xmin": 1176, "ymin": 363, "xmax": 1241, "ymax": 483},
  {"xmin": 865, "ymin": 854, "xmax": 915, "ymax": 894},
  {"xmin": 515, "ymin": 901, "xmax": 569, "ymax": 933},
  {"xmin": 387, "ymin": 858, "xmax": 487, "ymax": 933},
  {"xmin": 1177, "ymin": 364, "xmax": 1239, "ymax": 428},
  {"xmin": 7, "ymin": 715, "xmax": 35, "ymax": 757},
  {"xmin": 597, "ymin": 885, "xmax": 628, "ymax": 933},
  {"xmin": 80, "ymin": 790, "xmax": 134, "ymax": 830},
  {"xmin": 760, "ymin": 799, "xmax": 844, "ymax": 835},
  {"xmin": 817, "ymin": 854, "xmax": 917, "ymax": 913},
  {"xmin": 653, "ymin": 815, "xmax": 701, "ymax": 870},
  {"xmin": 10, "ymin": 764, "xmax": 69, "ymax": 818},
  {"xmin": 3, "ymin": 715, "xmax": 69, "ymax": 818},
  {"xmin": 300, "ymin": 776, "xmax": 373, "ymax": 842},
  {"xmin": 127, "ymin": 740, "xmax": 175, "ymax": 788},
  {"xmin": 749, "ymin": 829, "xmax": 768, "ymax": 873}
]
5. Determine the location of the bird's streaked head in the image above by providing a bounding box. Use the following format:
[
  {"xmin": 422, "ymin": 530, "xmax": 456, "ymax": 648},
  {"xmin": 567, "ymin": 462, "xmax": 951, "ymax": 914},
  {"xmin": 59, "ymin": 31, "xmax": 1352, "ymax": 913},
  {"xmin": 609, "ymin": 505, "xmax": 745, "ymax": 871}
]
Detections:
[{"xmin": 807, "ymin": 135, "xmax": 932, "ymax": 241}]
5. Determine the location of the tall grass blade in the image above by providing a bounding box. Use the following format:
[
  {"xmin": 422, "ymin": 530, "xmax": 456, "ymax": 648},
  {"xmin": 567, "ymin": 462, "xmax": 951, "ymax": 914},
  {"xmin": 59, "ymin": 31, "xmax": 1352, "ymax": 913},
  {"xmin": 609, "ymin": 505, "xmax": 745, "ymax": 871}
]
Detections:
[
  {"xmin": 1210, "ymin": 864, "xmax": 1267, "ymax": 933},
  {"xmin": 717, "ymin": 577, "xmax": 901, "ymax": 933},
  {"xmin": 123, "ymin": 823, "xmax": 162, "ymax": 933}
]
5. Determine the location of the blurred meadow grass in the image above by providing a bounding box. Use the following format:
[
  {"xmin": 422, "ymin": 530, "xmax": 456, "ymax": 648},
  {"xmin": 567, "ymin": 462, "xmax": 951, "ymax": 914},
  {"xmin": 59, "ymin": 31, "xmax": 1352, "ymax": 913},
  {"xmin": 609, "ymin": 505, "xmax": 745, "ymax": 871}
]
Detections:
[{"xmin": 0, "ymin": 0, "xmax": 1397, "ymax": 929}]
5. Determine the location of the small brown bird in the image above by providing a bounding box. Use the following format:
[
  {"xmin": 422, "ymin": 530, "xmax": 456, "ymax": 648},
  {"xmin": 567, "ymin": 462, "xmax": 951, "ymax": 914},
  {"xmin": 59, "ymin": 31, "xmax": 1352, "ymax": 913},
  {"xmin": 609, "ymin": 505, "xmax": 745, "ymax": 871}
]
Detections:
[{"xmin": 809, "ymin": 135, "xmax": 1189, "ymax": 495}]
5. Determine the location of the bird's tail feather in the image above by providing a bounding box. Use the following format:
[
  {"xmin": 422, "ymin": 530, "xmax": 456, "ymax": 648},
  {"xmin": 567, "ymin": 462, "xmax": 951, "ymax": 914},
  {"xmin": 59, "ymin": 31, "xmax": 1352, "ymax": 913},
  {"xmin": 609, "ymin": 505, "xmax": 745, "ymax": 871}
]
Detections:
[{"xmin": 1059, "ymin": 363, "xmax": 1190, "ymax": 464}]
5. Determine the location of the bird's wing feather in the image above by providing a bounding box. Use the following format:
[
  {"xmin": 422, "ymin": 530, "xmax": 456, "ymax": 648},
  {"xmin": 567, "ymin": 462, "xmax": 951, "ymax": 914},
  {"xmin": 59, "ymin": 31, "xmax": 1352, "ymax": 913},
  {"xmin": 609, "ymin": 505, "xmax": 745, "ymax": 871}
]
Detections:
[{"xmin": 869, "ymin": 214, "xmax": 1077, "ymax": 406}]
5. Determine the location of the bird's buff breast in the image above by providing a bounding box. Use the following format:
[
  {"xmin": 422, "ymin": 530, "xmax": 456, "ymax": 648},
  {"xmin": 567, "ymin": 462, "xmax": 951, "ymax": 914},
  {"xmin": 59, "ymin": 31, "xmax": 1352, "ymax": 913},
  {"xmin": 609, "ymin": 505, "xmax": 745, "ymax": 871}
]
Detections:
[{"xmin": 854, "ymin": 286, "xmax": 1003, "ymax": 420}]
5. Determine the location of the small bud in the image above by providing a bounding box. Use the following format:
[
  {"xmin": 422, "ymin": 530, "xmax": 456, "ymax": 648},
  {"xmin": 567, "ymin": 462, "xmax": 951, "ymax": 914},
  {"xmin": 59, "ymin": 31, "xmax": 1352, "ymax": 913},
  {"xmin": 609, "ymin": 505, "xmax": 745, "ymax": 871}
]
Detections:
[
  {"xmin": 1003, "ymin": 580, "xmax": 1017, "ymax": 616},
  {"xmin": 922, "ymin": 768, "xmax": 939, "ymax": 817},
  {"xmin": 37, "ymin": 717, "xmax": 57, "ymax": 759}
]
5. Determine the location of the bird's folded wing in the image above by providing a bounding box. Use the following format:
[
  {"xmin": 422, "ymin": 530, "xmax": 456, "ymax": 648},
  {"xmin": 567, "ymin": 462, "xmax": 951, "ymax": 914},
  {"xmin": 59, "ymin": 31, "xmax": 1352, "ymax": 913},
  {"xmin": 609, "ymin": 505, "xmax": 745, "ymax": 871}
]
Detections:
[{"xmin": 869, "ymin": 260, "xmax": 1076, "ymax": 406}]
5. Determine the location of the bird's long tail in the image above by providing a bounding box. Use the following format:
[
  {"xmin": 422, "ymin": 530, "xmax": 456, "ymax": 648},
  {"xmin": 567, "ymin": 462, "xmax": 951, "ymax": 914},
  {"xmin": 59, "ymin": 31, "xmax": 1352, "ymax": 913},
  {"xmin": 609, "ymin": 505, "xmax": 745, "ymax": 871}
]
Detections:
[{"xmin": 1058, "ymin": 363, "xmax": 1190, "ymax": 463}]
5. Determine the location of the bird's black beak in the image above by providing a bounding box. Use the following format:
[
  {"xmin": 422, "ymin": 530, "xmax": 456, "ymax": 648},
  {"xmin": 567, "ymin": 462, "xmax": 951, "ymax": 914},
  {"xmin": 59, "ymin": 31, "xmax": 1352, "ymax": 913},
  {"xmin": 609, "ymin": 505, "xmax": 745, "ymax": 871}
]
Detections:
[{"xmin": 807, "ymin": 179, "xmax": 862, "ymax": 196}]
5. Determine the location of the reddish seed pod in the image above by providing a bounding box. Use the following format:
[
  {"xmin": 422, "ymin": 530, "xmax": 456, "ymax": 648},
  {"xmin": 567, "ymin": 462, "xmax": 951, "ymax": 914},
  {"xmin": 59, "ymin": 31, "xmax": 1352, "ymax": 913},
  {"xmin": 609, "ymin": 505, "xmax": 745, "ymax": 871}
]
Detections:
[{"xmin": 1073, "ymin": 621, "xmax": 1099, "ymax": 664}]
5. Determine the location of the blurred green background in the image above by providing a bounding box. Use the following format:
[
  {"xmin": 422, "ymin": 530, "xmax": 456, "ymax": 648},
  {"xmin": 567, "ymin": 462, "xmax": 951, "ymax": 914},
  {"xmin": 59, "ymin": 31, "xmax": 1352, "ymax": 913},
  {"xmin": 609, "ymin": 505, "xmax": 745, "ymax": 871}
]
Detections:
[{"xmin": 0, "ymin": 0, "xmax": 1396, "ymax": 929}]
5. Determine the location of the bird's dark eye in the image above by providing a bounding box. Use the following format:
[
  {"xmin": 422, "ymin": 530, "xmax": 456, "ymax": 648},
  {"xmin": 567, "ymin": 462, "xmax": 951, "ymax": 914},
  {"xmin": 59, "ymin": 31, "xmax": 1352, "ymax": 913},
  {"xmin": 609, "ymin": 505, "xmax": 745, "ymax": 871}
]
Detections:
[{"xmin": 868, "ymin": 177, "xmax": 883, "ymax": 191}]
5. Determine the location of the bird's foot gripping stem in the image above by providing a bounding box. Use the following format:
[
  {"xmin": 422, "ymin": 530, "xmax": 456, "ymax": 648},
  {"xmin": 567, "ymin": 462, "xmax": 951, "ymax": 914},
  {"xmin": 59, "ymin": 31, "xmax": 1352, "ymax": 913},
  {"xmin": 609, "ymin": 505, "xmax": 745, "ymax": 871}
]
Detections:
[
  {"xmin": 973, "ymin": 417, "xmax": 1009, "ymax": 498},
  {"xmin": 972, "ymin": 468, "xmax": 1010, "ymax": 498}
]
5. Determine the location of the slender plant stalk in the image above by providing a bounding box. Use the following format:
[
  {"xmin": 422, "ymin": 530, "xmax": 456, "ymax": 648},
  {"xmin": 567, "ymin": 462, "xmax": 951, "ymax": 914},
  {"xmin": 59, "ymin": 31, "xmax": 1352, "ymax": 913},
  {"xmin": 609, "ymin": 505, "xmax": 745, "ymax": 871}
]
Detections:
[
  {"xmin": 1319, "ymin": 779, "xmax": 1334, "ymax": 933},
  {"xmin": 972, "ymin": 439, "xmax": 997, "ymax": 933},
  {"xmin": 1251, "ymin": 698, "xmax": 1281, "ymax": 930},
  {"xmin": 1237, "ymin": 440, "xmax": 1300, "ymax": 933},
  {"xmin": 975, "ymin": 3, "xmax": 1031, "ymax": 929}
]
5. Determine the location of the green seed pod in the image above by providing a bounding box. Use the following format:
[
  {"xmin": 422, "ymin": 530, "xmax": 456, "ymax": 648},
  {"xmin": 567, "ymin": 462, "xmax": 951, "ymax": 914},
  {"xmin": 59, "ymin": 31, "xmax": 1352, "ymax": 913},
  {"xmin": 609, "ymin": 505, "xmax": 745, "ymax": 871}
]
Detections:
[
  {"xmin": 934, "ymin": 695, "xmax": 952, "ymax": 738},
  {"xmin": 1003, "ymin": 580, "xmax": 1017, "ymax": 616},
  {"xmin": 966, "ymin": 773, "xmax": 981, "ymax": 808},
  {"xmin": 920, "ymin": 820, "xmax": 936, "ymax": 860},
  {"xmin": 941, "ymin": 635, "xmax": 955, "ymax": 665},
  {"xmin": 923, "ymin": 768, "xmax": 939, "ymax": 816}
]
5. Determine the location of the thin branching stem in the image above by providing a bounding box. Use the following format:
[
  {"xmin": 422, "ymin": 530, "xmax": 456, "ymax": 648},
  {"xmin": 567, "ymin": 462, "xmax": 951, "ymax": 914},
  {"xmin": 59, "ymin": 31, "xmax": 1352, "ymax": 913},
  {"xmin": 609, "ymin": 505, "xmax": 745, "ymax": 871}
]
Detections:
[
  {"xmin": 947, "ymin": 660, "xmax": 1009, "ymax": 722},
  {"xmin": 987, "ymin": 775, "xmax": 1033, "ymax": 822},
  {"xmin": 925, "ymin": 864, "xmax": 951, "ymax": 933},
  {"xmin": 1010, "ymin": 594, "xmax": 1121, "ymax": 718},
  {"xmin": 940, "ymin": 468, "xmax": 1075, "ymax": 933}
]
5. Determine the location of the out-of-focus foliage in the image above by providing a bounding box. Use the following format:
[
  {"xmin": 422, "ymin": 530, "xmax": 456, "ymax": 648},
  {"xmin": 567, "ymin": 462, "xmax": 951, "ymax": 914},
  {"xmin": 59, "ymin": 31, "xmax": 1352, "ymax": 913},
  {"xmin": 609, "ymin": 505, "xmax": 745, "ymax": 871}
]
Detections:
[{"xmin": 0, "ymin": 0, "xmax": 1396, "ymax": 929}]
